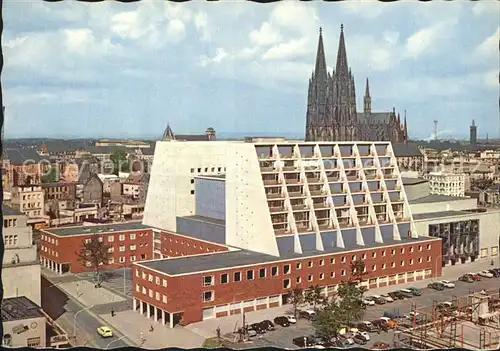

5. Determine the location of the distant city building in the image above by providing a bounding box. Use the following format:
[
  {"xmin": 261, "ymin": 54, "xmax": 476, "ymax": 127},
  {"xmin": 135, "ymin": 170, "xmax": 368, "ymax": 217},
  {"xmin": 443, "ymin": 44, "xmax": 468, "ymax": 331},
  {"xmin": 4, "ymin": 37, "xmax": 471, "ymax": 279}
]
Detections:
[
  {"xmin": 425, "ymin": 171, "xmax": 465, "ymax": 197},
  {"xmin": 162, "ymin": 124, "xmax": 216, "ymax": 141},
  {"xmin": 10, "ymin": 185, "xmax": 45, "ymax": 218},
  {"xmin": 305, "ymin": 26, "xmax": 408, "ymax": 143},
  {"xmin": 470, "ymin": 120, "xmax": 477, "ymax": 146},
  {"xmin": 40, "ymin": 182, "xmax": 77, "ymax": 202},
  {"xmin": 82, "ymin": 173, "xmax": 104, "ymax": 207},
  {"xmin": 95, "ymin": 139, "xmax": 151, "ymax": 148},
  {"xmin": 2, "ymin": 205, "xmax": 41, "ymax": 305},
  {"xmin": 2, "ymin": 148, "xmax": 47, "ymax": 186}
]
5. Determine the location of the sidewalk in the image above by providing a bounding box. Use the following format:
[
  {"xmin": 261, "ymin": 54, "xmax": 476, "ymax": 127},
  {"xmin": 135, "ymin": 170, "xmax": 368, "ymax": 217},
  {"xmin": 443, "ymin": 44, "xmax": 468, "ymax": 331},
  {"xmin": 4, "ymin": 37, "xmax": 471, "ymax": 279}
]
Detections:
[
  {"xmin": 186, "ymin": 259, "xmax": 496, "ymax": 339},
  {"xmin": 58, "ymin": 280, "xmax": 126, "ymax": 307},
  {"xmin": 98, "ymin": 310, "xmax": 206, "ymax": 349}
]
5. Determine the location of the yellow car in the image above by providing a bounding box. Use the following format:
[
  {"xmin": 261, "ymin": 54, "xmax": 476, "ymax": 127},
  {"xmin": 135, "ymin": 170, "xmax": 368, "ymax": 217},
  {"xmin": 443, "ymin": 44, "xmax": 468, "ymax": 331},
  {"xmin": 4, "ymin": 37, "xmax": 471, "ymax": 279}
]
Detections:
[{"xmin": 97, "ymin": 326, "xmax": 113, "ymax": 338}]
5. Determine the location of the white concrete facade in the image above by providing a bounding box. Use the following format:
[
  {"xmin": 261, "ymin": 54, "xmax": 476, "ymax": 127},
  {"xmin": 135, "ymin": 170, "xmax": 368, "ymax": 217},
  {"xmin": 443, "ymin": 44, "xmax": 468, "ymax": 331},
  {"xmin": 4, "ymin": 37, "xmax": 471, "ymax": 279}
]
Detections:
[{"xmin": 144, "ymin": 141, "xmax": 419, "ymax": 257}]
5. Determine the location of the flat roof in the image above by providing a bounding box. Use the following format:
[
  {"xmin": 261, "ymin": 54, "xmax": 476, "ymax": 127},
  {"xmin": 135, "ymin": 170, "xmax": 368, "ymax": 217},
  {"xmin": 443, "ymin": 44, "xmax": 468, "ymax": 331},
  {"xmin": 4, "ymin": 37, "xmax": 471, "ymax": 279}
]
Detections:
[
  {"xmin": 137, "ymin": 235, "xmax": 436, "ymax": 276},
  {"xmin": 401, "ymin": 177, "xmax": 428, "ymax": 185},
  {"xmin": 45, "ymin": 221, "xmax": 150, "ymax": 237},
  {"xmin": 413, "ymin": 210, "xmax": 473, "ymax": 221},
  {"xmin": 1, "ymin": 296, "xmax": 44, "ymax": 321},
  {"xmin": 2, "ymin": 205, "xmax": 24, "ymax": 216},
  {"xmin": 195, "ymin": 174, "xmax": 226, "ymax": 180},
  {"xmin": 409, "ymin": 194, "xmax": 471, "ymax": 204},
  {"xmin": 180, "ymin": 215, "xmax": 225, "ymax": 226}
]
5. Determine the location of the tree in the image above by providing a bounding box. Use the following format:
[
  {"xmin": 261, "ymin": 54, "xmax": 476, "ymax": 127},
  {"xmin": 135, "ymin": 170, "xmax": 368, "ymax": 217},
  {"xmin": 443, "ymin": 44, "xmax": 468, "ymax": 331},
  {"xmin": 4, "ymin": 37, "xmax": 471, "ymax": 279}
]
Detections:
[
  {"xmin": 41, "ymin": 166, "xmax": 59, "ymax": 183},
  {"xmin": 288, "ymin": 286, "xmax": 305, "ymax": 318},
  {"xmin": 313, "ymin": 301, "xmax": 343, "ymax": 341},
  {"xmin": 304, "ymin": 285, "xmax": 326, "ymax": 310},
  {"xmin": 110, "ymin": 151, "xmax": 129, "ymax": 175},
  {"xmin": 75, "ymin": 234, "xmax": 113, "ymax": 286},
  {"xmin": 336, "ymin": 260, "xmax": 367, "ymax": 324}
]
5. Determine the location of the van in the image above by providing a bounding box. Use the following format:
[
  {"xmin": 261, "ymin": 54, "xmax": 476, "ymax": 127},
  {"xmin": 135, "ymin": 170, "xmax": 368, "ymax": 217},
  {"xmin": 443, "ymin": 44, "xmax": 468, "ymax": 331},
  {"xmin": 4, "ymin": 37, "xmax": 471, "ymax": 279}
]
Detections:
[
  {"xmin": 383, "ymin": 311, "xmax": 403, "ymax": 319},
  {"xmin": 398, "ymin": 289, "xmax": 414, "ymax": 298},
  {"xmin": 299, "ymin": 310, "xmax": 317, "ymax": 320}
]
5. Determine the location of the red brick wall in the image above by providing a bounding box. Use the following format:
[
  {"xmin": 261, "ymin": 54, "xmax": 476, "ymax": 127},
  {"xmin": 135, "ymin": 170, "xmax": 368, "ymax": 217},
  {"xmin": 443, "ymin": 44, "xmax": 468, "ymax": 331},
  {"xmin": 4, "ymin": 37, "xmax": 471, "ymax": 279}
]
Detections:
[
  {"xmin": 133, "ymin": 238, "xmax": 442, "ymax": 324},
  {"xmin": 41, "ymin": 228, "xmax": 154, "ymax": 273},
  {"xmin": 160, "ymin": 231, "xmax": 228, "ymax": 257}
]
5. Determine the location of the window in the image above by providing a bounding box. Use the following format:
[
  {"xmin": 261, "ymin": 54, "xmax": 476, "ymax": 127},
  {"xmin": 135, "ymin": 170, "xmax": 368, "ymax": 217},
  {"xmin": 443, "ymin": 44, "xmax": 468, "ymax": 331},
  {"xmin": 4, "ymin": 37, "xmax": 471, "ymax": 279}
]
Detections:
[
  {"xmin": 400, "ymin": 260, "xmax": 405, "ymax": 266},
  {"xmin": 108, "ymin": 247, "xmax": 114, "ymax": 253},
  {"xmin": 155, "ymin": 292, "xmax": 160, "ymax": 300},
  {"xmin": 319, "ymin": 273, "xmax": 324, "ymax": 280},
  {"xmin": 191, "ymin": 179, "xmax": 194, "ymax": 184},
  {"xmin": 136, "ymin": 284, "xmax": 140, "ymax": 292},
  {"xmin": 296, "ymin": 263, "xmax": 302, "ymax": 269},
  {"xmin": 162, "ymin": 279, "xmax": 167, "ymax": 287},
  {"xmin": 341, "ymin": 256, "xmax": 346, "ymax": 263},
  {"xmin": 296, "ymin": 276, "xmax": 301, "ymax": 284},
  {"xmin": 142, "ymin": 272, "xmax": 146, "ymax": 279},
  {"xmin": 130, "ymin": 245, "xmax": 136, "ymax": 251},
  {"xmin": 234, "ymin": 272, "xmax": 241, "ymax": 282},
  {"xmin": 119, "ymin": 245, "xmax": 125, "ymax": 252},
  {"xmin": 130, "ymin": 255, "xmax": 136, "ymax": 261},
  {"xmin": 246, "ymin": 270, "xmax": 254, "ymax": 280},
  {"xmin": 27, "ymin": 337, "xmax": 41, "ymax": 347},
  {"xmin": 190, "ymin": 190, "xmax": 195, "ymax": 195},
  {"xmin": 156, "ymin": 277, "xmax": 160, "ymax": 285},
  {"xmin": 119, "ymin": 234, "xmax": 125, "ymax": 241},
  {"xmin": 319, "ymin": 259, "xmax": 324, "ymax": 266},
  {"xmin": 271, "ymin": 266, "xmax": 278, "ymax": 277},
  {"xmin": 409, "ymin": 246, "xmax": 414, "ymax": 253},
  {"xmin": 308, "ymin": 261, "xmax": 313, "ymax": 268},
  {"xmin": 427, "ymin": 244, "xmax": 431, "ymax": 250},
  {"xmin": 220, "ymin": 273, "xmax": 229, "ymax": 284},
  {"xmin": 283, "ymin": 278, "xmax": 291, "ymax": 289},
  {"xmin": 283, "ymin": 264, "xmax": 291, "ymax": 274},
  {"xmin": 418, "ymin": 245, "xmax": 422, "ymax": 251},
  {"xmin": 259, "ymin": 268, "xmax": 266, "ymax": 278},
  {"xmin": 371, "ymin": 252, "xmax": 376, "ymax": 258},
  {"xmin": 142, "ymin": 286, "xmax": 146, "ymax": 294},
  {"xmin": 341, "ymin": 270, "xmax": 346, "ymax": 276},
  {"xmin": 330, "ymin": 257, "xmax": 335, "ymax": 264},
  {"xmin": 351, "ymin": 255, "xmax": 356, "ymax": 261},
  {"xmin": 391, "ymin": 262, "xmax": 395, "ymax": 268},
  {"xmin": 119, "ymin": 257, "xmax": 125, "ymax": 263},
  {"xmin": 426, "ymin": 256, "xmax": 431, "ymax": 262},
  {"xmin": 162, "ymin": 295, "xmax": 167, "ymax": 303},
  {"xmin": 371, "ymin": 265, "xmax": 376, "ymax": 271},
  {"xmin": 148, "ymin": 274, "xmax": 153, "ymax": 282},
  {"xmin": 85, "ymin": 238, "xmax": 91, "ymax": 244},
  {"xmin": 202, "ymin": 291, "xmax": 214, "ymax": 302},
  {"xmin": 108, "ymin": 258, "xmax": 114, "ymax": 264},
  {"xmin": 409, "ymin": 259, "xmax": 414, "ymax": 265},
  {"xmin": 149, "ymin": 289, "xmax": 153, "ymax": 298},
  {"xmin": 361, "ymin": 253, "xmax": 366, "ymax": 260},
  {"xmin": 190, "ymin": 168, "xmax": 195, "ymax": 173},
  {"xmin": 130, "ymin": 233, "xmax": 136, "ymax": 240},
  {"xmin": 381, "ymin": 250, "xmax": 386, "ymax": 257},
  {"xmin": 401, "ymin": 248, "xmax": 405, "ymax": 254},
  {"xmin": 203, "ymin": 275, "xmax": 215, "ymax": 287},
  {"xmin": 330, "ymin": 271, "xmax": 335, "ymax": 278},
  {"xmin": 391, "ymin": 249, "xmax": 395, "ymax": 255},
  {"xmin": 98, "ymin": 236, "xmax": 103, "ymax": 242},
  {"xmin": 382, "ymin": 263, "xmax": 386, "ymax": 270},
  {"xmin": 136, "ymin": 270, "xmax": 140, "ymax": 277},
  {"xmin": 308, "ymin": 275, "xmax": 313, "ymax": 282}
]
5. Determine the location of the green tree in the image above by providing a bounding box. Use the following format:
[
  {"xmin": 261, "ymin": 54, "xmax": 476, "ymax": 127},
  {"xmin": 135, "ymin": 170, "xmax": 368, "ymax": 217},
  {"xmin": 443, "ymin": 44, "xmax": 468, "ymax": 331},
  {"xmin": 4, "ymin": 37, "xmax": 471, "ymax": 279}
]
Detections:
[
  {"xmin": 288, "ymin": 286, "xmax": 305, "ymax": 318},
  {"xmin": 304, "ymin": 285, "xmax": 326, "ymax": 310},
  {"xmin": 75, "ymin": 234, "xmax": 113, "ymax": 286},
  {"xmin": 41, "ymin": 166, "xmax": 58, "ymax": 183},
  {"xmin": 313, "ymin": 301, "xmax": 343, "ymax": 341},
  {"xmin": 109, "ymin": 151, "xmax": 129, "ymax": 175},
  {"xmin": 336, "ymin": 260, "xmax": 367, "ymax": 324}
]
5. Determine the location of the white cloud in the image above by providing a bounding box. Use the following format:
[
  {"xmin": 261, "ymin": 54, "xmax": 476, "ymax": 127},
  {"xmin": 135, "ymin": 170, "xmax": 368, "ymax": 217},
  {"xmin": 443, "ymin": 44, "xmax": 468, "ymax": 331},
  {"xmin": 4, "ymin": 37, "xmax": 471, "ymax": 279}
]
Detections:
[
  {"xmin": 472, "ymin": 1, "xmax": 500, "ymax": 17},
  {"xmin": 405, "ymin": 19, "xmax": 457, "ymax": 58},
  {"xmin": 63, "ymin": 28, "xmax": 121, "ymax": 58},
  {"xmin": 262, "ymin": 38, "xmax": 309, "ymax": 60},
  {"xmin": 4, "ymin": 87, "xmax": 106, "ymax": 106},
  {"xmin": 194, "ymin": 11, "xmax": 210, "ymax": 42},
  {"xmin": 198, "ymin": 48, "xmax": 229, "ymax": 67},
  {"xmin": 475, "ymin": 27, "xmax": 500, "ymax": 59},
  {"xmin": 342, "ymin": 0, "xmax": 390, "ymax": 19},
  {"xmin": 269, "ymin": 1, "xmax": 319, "ymax": 33},
  {"xmin": 249, "ymin": 22, "xmax": 283, "ymax": 46},
  {"xmin": 166, "ymin": 19, "xmax": 186, "ymax": 43}
]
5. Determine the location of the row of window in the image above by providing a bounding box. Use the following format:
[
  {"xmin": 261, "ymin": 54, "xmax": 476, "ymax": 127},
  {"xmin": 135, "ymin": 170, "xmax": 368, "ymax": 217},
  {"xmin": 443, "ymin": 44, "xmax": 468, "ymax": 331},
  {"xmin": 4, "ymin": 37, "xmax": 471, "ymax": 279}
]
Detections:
[
  {"xmin": 4, "ymin": 235, "xmax": 19, "ymax": 247},
  {"xmin": 164, "ymin": 236, "xmax": 220, "ymax": 251},
  {"xmin": 3, "ymin": 219, "xmax": 17, "ymax": 228},
  {"xmin": 136, "ymin": 270, "xmax": 169, "ymax": 287},
  {"xmin": 201, "ymin": 255, "xmax": 433, "ymax": 287},
  {"xmin": 41, "ymin": 235, "xmax": 59, "ymax": 245},
  {"xmin": 190, "ymin": 166, "xmax": 226, "ymax": 174},
  {"xmin": 22, "ymin": 193, "xmax": 42, "ymax": 200},
  {"xmin": 136, "ymin": 284, "xmax": 168, "ymax": 303},
  {"xmin": 41, "ymin": 245, "xmax": 59, "ymax": 257}
]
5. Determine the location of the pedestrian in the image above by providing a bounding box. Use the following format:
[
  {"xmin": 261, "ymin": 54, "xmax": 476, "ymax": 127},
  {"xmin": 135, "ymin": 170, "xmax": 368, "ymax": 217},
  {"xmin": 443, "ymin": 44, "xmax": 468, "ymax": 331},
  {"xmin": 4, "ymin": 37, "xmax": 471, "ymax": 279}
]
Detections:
[
  {"xmin": 149, "ymin": 324, "xmax": 154, "ymax": 332},
  {"xmin": 111, "ymin": 308, "xmax": 115, "ymax": 317},
  {"xmin": 216, "ymin": 326, "xmax": 221, "ymax": 340}
]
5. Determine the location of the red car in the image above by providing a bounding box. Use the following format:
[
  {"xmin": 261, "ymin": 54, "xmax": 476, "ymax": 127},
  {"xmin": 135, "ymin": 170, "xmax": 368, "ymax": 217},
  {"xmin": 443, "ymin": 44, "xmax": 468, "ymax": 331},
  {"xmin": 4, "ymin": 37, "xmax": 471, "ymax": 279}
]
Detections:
[
  {"xmin": 465, "ymin": 273, "xmax": 481, "ymax": 281},
  {"xmin": 372, "ymin": 341, "xmax": 391, "ymax": 350}
]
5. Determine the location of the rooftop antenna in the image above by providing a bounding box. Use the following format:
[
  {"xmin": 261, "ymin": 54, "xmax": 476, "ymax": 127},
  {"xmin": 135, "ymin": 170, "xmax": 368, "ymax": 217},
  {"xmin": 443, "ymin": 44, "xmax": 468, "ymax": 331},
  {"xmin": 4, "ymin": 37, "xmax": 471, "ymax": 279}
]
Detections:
[{"xmin": 433, "ymin": 120, "xmax": 438, "ymax": 140}]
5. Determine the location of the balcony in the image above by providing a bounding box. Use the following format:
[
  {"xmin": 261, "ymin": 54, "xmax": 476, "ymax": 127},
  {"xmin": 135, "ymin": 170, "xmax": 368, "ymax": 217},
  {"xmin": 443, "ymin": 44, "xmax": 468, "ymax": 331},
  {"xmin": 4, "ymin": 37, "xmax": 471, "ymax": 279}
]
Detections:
[
  {"xmin": 269, "ymin": 206, "xmax": 286, "ymax": 213},
  {"xmin": 310, "ymin": 190, "xmax": 324, "ymax": 196},
  {"xmin": 291, "ymin": 204, "xmax": 308, "ymax": 211},
  {"xmin": 260, "ymin": 166, "xmax": 275, "ymax": 172},
  {"xmin": 288, "ymin": 191, "xmax": 303, "ymax": 198},
  {"xmin": 282, "ymin": 166, "xmax": 298, "ymax": 172},
  {"xmin": 285, "ymin": 178, "xmax": 301, "ymax": 184},
  {"xmin": 263, "ymin": 179, "xmax": 280, "ymax": 185},
  {"xmin": 266, "ymin": 192, "xmax": 284, "ymax": 199},
  {"xmin": 313, "ymin": 202, "xmax": 328, "ymax": 209}
]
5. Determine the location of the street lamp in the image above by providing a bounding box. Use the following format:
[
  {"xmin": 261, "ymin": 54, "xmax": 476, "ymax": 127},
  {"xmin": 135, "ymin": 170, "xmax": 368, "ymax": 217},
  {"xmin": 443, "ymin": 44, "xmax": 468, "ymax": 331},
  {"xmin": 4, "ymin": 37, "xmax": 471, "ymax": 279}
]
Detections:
[
  {"xmin": 105, "ymin": 335, "xmax": 127, "ymax": 349},
  {"xmin": 73, "ymin": 305, "xmax": 94, "ymax": 340}
]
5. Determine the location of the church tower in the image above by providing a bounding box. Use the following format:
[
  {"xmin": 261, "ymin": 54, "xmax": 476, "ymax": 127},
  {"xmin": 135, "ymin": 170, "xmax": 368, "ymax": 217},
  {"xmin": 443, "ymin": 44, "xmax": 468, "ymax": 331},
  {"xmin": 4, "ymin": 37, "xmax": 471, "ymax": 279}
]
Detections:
[{"xmin": 364, "ymin": 78, "xmax": 371, "ymax": 116}]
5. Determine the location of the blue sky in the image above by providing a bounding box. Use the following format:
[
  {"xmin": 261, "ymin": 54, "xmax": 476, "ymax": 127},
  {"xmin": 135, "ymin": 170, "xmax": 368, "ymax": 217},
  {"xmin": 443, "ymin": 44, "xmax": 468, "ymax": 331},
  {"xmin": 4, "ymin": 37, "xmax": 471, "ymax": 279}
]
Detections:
[{"xmin": 3, "ymin": 0, "xmax": 499, "ymax": 140}]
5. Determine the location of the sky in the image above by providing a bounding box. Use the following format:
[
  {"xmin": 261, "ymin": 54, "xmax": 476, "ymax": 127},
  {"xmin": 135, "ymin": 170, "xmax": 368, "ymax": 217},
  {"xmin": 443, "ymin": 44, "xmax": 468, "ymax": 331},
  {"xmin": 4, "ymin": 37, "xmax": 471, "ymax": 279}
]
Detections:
[{"xmin": 3, "ymin": 0, "xmax": 499, "ymax": 140}]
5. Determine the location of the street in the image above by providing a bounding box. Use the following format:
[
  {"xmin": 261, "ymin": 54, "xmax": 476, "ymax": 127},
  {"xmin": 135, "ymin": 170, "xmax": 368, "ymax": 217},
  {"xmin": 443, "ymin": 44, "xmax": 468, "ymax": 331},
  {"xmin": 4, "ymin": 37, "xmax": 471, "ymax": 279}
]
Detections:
[{"xmin": 41, "ymin": 274, "xmax": 132, "ymax": 349}]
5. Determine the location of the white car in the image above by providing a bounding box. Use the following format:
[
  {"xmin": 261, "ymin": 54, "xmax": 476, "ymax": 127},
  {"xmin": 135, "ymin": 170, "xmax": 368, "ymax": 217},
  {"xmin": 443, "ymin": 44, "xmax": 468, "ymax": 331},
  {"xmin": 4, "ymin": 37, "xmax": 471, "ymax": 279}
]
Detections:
[
  {"xmin": 478, "ymin": 270, "xmax": 494, "ymax": 278},
  {"xmin": 404, "ymin": 311, "xmax": 420, "ymax": 319},
  {"xmin": 362, "ymin": 298, "xmax": 375, "ymax": 306},
  {"xmin": 440, "ymin": 280, "xmax": 455, "ymax": 288},
  {"xmin": 355, "ymin": 331, "xmax": 371, "ymax": 341},
  {"xmin": 381, "ymin": 294, "xmax": 394, "ymax": 302},
  {"xmin": 285, "ymin": 315, "xmax": 297, "ymax": 324}
]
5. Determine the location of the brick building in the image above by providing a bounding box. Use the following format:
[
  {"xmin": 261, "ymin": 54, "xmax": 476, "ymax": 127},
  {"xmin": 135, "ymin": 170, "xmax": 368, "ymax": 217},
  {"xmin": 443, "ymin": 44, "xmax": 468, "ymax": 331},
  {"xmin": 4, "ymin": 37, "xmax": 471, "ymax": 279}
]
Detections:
[
  {"xmin": 41, "ymin": 182, "xmax": 77, "ymax": 202},
  {"xmin": 130, "ymin": 140, "xmax": 443, "ymax": 327}
]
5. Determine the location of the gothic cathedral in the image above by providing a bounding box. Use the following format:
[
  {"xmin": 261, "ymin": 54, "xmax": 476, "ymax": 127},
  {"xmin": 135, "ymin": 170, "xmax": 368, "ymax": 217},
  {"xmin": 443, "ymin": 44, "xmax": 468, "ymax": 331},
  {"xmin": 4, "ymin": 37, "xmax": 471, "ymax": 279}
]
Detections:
[{"xmin": 305, "ymin": 25, "xmax": 408, "ymax": 143}]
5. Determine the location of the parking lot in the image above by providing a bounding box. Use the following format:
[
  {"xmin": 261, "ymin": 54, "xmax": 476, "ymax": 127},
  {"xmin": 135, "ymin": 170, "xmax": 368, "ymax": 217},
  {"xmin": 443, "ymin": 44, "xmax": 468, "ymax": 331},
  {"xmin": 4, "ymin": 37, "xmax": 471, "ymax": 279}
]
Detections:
[
  {"xmin": 223, "ymin": 274, "xmax": 500, "ymax": 350},
  {"xmin": 75, "ymin": 268, "xmax": 133, "ymax": 298}
]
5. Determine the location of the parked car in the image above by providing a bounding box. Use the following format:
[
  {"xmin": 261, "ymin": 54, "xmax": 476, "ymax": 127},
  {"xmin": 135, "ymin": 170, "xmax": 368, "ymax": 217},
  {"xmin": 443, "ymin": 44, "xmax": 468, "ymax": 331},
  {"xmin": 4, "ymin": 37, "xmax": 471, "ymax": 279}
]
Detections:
[
  {"xmin": 259, "ymin": 320, "xmax": 275, "ymax": 331},
  {"xmin": 379, "ymin": 317, "xmax": 397, "ymax": 328},
  {"xmin": 293, "ymin": 336, "xmax": 315, "ymax": 348},
  {"xmin": 478, "ymin": 270, "xmax": 494, "ymax": 278},
  {"xmin": 362, "ymin": 297, "xmax": 376, "ymax": 306},
  {"xmin": 380, "ymin": 294, "xmax": 394, "ymax": 303},
  {"xmin": 404, "ymin": 311, "xmax": 420, "ymax": 319},
  {"xmin": 372, "ymin": 341, "xmax": 391, "ymax": 350},
  {"xmin": 407, "ymin": 287, "xmax": 422, "ymax": 296},
  {"xmin": 459, "ymin": 275, "xmax": 474, "ymax": 283},
  {"xmin": 440, "ymin": 280, "xmax": 455, "ymax": 288},
  {"xmin": 96, "ymin": 326, "xmax": 113, "ymax": 338},
  {"xmin": 436, "ymin": 301, "xmax": 454, "ymax": 310},
  {"xmin": 371, "ymin": 319, "xmax": 389, "ymax": 332},
  {"xmin": 357, "ymin": 321, "xmax": 377, "ymax": 333},
  {"xmin": 488, "ymin": 269, "xmax": 500, "ymax": 277},
  {"xmin": 273, "ymin": 316, "xmax": 290, "ymax": 327},
  {"xmin": 371, "ymin": 295, "xmax": 387, "ymax": 305},
  {"xmin": 399, "ymin": 289, "xmax": 414, "ymax": 298},
  {"xmin": 355, "ymin": 331, "xmax": 370, "ymax": 341},
  {"xmin": 388, "ymin": 291, "xmax": 405, "ymax": 300},
  {"xmin": 466, "ymin": 273, "xmax": 482, "ymax": 281},
  {"xmin": 335, "ymin": 338, "xmax": 354, "ymax": 348},
  {"xmin": 353, "ymin": 333, "xmax": 368, "ymax": 345},
  {"xmin": 337, "ymin": 334, "xmax": 355, "ymax": 345},
  {"xmin": 246, "ymin": 328, "xmax": 257, "ymax": 337},
  {"xmin": 285, "ymin": 315, "xmax": 297, "ymax": 324},
  {"xmin": 249, "ymin": 323, "xmax": 266, "ymax": 334},
  {"xmin": 299, "ymin": 310, "xmax": 317, "ymax": 320},
  {"xmin": 428, "ymin": 282, "xmax": 445, "ymax": 291}
]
